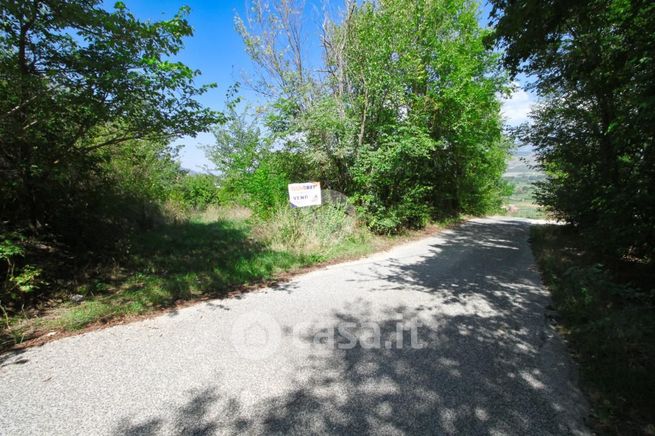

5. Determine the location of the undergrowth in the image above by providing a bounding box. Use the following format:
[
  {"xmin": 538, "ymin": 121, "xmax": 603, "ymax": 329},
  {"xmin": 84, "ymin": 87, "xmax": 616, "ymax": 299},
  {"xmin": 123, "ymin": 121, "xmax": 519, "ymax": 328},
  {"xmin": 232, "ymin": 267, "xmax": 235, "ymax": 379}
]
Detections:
[
  {"xmin": 530, "ymin": 225, "xmax": 655, "ymax": 435},
  {"xmin": 1, "ymin": 205, "xmax": 372, "ymax": 347}
]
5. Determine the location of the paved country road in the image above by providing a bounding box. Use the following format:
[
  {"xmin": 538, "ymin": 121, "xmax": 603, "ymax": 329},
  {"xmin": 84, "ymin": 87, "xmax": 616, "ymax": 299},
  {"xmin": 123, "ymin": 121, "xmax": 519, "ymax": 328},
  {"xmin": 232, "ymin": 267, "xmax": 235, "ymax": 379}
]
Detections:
[{"xmin": 0, "ymin": 218, "xmax": 589, "ymax": 435}]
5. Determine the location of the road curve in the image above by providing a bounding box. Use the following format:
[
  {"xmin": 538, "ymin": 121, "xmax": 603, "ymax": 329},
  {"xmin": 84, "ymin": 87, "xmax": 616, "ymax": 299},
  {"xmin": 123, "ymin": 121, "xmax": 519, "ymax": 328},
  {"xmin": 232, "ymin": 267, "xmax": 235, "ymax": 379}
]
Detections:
[{"xmin": 0, "ymin": 217, "xmax": 589, "ymax": 435}]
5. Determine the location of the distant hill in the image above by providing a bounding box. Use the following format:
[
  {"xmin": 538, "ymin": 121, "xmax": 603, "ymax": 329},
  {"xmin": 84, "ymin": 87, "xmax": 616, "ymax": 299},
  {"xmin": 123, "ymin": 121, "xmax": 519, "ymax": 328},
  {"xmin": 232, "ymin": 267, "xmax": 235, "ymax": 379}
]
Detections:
[
  {"xmin": 501, "ymin": 148, "xmax": 546, "ymax": 218},
  {"xmin": 512, "ymin": 145, "xmax": 535, "ymax": 157},
  {"xmin": 505, "ymin": 153, "xmax": 542, "ymax": 179}
]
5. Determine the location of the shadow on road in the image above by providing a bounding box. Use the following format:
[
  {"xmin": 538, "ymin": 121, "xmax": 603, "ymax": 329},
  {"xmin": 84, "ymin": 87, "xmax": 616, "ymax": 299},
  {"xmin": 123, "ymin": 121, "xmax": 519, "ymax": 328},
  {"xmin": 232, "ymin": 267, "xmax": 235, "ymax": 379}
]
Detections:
[{"xmin": 113, "ymin": 219, "xmax": 588, "ymax": 435}]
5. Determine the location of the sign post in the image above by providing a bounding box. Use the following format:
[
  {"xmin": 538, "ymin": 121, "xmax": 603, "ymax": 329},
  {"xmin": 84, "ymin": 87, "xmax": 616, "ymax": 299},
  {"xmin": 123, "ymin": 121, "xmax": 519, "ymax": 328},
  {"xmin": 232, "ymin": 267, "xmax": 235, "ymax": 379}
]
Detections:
[{"xmin": 288, "ymin": 182, "xmax": 322, "ymax": 208}]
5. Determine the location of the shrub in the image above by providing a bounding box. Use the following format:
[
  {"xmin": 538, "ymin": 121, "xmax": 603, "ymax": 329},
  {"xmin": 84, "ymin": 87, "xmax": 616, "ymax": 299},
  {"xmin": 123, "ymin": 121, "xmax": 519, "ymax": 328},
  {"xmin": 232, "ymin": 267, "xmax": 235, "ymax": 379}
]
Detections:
[
  {"xmin": 531, "ymin": 225, "xmax": 655, "ymax": 431},
  {"xmin": 217, "ymin": 152, "xmax": 293, "ymax": 218},
  {"xmin": 170, "ymin": 173, "xmax": 220, "ymax": 210},
  {"xmin": 352, "ymin": 125, "xmax": 437, "ymax": 233},
  {"xmin": 0, "ymin": 232, "xmax": 42, "ymax": 305},
  {"xmin": 254, "ymin": 204, "xmax": 360, "ymax": 256}
]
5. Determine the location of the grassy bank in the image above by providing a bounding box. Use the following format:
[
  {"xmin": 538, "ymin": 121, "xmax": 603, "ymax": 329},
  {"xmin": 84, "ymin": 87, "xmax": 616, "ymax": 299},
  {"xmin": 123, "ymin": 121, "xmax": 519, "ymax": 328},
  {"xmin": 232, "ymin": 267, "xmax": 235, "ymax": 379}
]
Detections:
[
  {"xmin": 1, "ymin": 206, "xmax": 453, "ymax": 349},
  {"xmin": 530, "ymin": 225, "xmax": 655, "ymax": 434}
]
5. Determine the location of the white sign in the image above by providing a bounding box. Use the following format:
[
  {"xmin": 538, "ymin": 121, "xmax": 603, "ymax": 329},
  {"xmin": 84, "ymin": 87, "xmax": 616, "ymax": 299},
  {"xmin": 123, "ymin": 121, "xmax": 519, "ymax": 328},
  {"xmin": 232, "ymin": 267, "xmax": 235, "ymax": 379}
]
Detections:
[{"xmin": 288, "ymin": 182, "xmax": 322, "ymax": 207}]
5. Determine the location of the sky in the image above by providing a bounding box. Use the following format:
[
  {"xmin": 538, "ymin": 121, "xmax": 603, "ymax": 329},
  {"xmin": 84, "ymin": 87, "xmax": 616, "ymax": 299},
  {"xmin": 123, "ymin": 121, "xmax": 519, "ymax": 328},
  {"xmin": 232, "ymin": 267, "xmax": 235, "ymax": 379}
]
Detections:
[{"xmin": 115, "ymin": 0, "xmax": 536, "ymax": 172}]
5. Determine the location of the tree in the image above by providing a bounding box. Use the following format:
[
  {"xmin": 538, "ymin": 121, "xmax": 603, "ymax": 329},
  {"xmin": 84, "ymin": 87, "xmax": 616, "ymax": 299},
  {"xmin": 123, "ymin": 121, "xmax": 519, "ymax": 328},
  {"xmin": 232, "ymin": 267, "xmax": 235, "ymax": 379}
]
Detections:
[
  {"xmin": 208, "ymin": 99, "xmax": 303, "ymax": 217},
  {"xmin": 230, "ymin": 0, "xmax": 510, "ymax": 232},
  {"xmin": 207, "ymin": 86, "xmax": 264, "ymax": 180},
  {"xmin": 489, "ymin": 0, "xmax": 655, "ymax": 260},
  {"xmin": 0, "ymin": 0, "xmax": 221, "ymax": 240},
  {"xmin": 235, "ymin": 0, "xmax": 317, "ymax": 109},
  {"xmin": 339, "ymin": 0, "xmax": 510, "ymax": 231}
]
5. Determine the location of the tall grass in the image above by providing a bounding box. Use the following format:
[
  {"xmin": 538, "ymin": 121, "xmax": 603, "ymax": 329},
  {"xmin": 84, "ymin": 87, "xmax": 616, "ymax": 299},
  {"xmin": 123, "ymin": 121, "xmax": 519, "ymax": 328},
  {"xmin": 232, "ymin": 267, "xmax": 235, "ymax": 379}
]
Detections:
[
  {"xmin": 253, "ymin": 204, "xmax": 365, "ymax": 258},
  {"xmin": 1, "ymin": 204, "xmax": 376, "ymax": 346}
]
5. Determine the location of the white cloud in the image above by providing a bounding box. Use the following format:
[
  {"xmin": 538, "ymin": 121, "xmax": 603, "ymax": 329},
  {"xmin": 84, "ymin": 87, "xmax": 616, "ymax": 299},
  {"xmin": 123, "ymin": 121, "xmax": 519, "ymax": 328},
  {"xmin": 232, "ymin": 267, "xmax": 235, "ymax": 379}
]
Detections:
[{"xmin": 501, "ymin": 86, "xmax": 535, "ymax": 126}]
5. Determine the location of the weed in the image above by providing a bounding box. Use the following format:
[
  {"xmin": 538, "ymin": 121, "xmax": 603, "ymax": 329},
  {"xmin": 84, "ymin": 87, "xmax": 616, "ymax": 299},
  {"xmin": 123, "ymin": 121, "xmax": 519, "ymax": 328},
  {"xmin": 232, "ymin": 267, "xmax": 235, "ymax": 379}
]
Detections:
[
  {"xmin": 254, "ymin": 204, "xmax": 362, "ymax": 257},
  {"xmin": 531, "ymin": 225, "xmax": 655, "ymax": 434}
]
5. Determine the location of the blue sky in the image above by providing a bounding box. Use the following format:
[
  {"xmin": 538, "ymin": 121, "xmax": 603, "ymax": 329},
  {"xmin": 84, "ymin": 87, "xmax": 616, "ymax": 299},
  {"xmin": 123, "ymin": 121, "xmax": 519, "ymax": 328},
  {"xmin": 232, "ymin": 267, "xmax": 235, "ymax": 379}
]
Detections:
[{"xmin": 116, "ymin": 1, "xmax": 535, "ymax": 171}]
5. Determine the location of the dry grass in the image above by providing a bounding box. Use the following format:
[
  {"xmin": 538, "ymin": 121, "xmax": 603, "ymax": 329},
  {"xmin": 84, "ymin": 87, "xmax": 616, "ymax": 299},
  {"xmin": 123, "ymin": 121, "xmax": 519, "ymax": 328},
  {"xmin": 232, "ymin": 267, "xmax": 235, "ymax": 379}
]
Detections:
[
  {"xmin": 252, "ymin": 204, "xmax": 364, "ymax": 258},
  {"xmin": 198, "ymin": 205, "xmax": 253, "ymax": 222}
]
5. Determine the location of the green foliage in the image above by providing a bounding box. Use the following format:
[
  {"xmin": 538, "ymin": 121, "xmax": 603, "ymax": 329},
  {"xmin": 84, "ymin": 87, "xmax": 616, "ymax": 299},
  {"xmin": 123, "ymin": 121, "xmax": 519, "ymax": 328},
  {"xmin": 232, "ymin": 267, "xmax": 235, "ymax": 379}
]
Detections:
[
  {"xmin": 208, "ymin": 87, "xmax": 262, "ymax": 177},
  {"xmin": 340, "ymin": 0, "xmax": 509, "ymax": 230},
  {"xmin": 352, "ymin": 125, "xmax": 436, "ymax": 233},
  {"xmin": 215, "ymin": 151, "xmax": 292, "ymax": 218},
  {"xmin": 0, "ymin": 232, "xmax": 42, "ymax": 303},
  {"xmin": 0, "ymin": 237, "xmax": 23, "ymax": 261},
  {"xmin": 230, "ymin": 0, "xmax": 511, "ymax": 231},
  {"xmin": 491, "ymin": 2, "xmax": 655, "ymax": 427},
  {"xmin": 0, "ymin": 0, "xmax": 221, "ymax": 246},
  {"xmin": 0, "ymin": 1, "xmax": 222, "ymax": 310},
  {"xmin": 239, "ymin": 156, "xmax": 291, "ymax": 216},
  {"xmin": 104, "ymin": 138, "xmax": 182, "ymax": 205},
  {"xmin": 490, "ymin": 0, "xmax": 655, "ymax": 261},
  {"xmin": 209, "ymin": 103, "xmax": 297, "ymax": 217},
  {"xmin": 294, "ymin": 96, "xmax": 358, "ymax": 192},
  {"xmin": 170, "ymin": 173, "xmax": 220, "ymax": 210},
  {"xmin": 10, "ymin": 265, "xmax": 41, "ymax": 294},
  {"xmin": 93, "ymin": 137, "xmax": 187, "ymax": 232},
  {"xmin": 531, "ymin": 225, "xmax": 655, "ymax": 432}
]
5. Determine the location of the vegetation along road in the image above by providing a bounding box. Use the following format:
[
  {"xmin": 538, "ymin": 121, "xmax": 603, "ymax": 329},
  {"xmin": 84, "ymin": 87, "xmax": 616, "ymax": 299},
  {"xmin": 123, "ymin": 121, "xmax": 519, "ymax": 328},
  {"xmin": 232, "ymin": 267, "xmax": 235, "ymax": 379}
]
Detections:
[
  {"xmin": 0, "ymin": 218, "xmax": 590, "ymax": 435},
  {"xmin": 2, "ymin": 0, "xmax": 652, "ymax": 432}
]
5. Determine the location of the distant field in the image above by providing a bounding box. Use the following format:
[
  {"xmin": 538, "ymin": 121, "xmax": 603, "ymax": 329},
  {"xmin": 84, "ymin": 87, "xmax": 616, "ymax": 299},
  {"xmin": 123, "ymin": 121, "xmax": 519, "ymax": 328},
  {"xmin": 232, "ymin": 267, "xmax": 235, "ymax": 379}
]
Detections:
[{"xmin": 502, "ymin": 153, "xmax": 546, "ymax": 219}]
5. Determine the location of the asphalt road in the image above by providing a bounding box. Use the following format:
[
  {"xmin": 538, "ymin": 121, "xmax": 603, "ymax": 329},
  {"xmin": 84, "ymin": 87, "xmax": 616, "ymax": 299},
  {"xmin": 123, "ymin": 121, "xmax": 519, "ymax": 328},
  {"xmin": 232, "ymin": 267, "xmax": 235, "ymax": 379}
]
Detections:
[{"xmin": 0, "ymin": 217, "xmax": 589, "ymax": 435}]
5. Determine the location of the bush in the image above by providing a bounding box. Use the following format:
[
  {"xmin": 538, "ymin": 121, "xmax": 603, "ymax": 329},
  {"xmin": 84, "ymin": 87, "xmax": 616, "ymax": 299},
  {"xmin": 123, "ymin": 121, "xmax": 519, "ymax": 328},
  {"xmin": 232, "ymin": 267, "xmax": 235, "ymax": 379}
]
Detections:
[
  {"xmin": 207, "ymin": 103, "xmax": 303, "ymax": 218},
  {"xmin": 0, "ymin": 232, "xmax": 42, "ymax": 306},
  {"xmin": 217, "ymin": 152, "xmax": 295, "ymax": 218},
  {"xmin": 352, "ymin": 125, "xmax": 438, "ymax": 233},
  {"xmin": 170, "ymin": 173, "xmax": 220, "ymax": 210},
  {"xmin": 253, "ymin": 204, "xmax": 360, "ymax": 257},
  {"xmin": 531, "ymin": 225, "xmax": 655, "ymax": 432}
]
